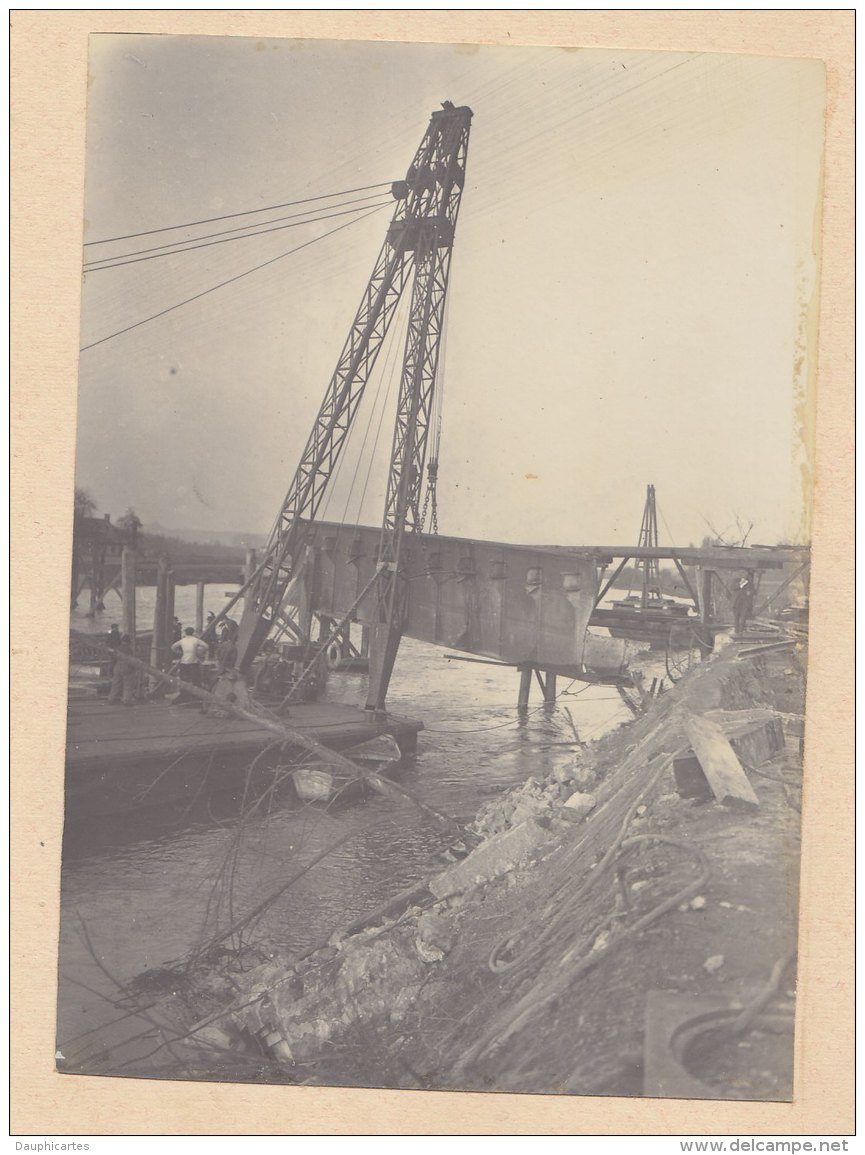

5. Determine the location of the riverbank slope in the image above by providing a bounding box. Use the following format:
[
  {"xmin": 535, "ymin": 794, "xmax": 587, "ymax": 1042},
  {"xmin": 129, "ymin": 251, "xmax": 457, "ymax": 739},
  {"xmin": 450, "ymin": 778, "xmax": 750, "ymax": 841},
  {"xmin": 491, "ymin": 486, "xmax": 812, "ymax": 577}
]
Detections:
[{"xmin": 148, "ymin": 635, "xmax": 806, "ymax": 1099}]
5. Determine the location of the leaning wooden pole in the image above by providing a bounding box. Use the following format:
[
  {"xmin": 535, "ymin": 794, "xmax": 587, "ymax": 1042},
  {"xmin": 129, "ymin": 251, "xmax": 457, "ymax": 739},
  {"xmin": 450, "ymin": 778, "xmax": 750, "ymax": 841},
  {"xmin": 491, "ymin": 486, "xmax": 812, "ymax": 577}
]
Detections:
[
  {"xmin": 87, "ymin": 642, "xmax": 462, "ymax": 835},
  {"xmin": 195, "ymin": 581, "xmax": 205, "ymax": 635},
  {"xmin": 698, "ymin": 567, "xmax": 714, "ymax": 659},
  {"xmin": 120, "ymin": 547, "xmax": 137, "ymax": 653},
  {"xmin": 150, "ymin": 556, "xmax": 171, "ymax": 670},
  {"xmin": 244, "ymin": 549, "xmax": 257, "ymax": 609}
]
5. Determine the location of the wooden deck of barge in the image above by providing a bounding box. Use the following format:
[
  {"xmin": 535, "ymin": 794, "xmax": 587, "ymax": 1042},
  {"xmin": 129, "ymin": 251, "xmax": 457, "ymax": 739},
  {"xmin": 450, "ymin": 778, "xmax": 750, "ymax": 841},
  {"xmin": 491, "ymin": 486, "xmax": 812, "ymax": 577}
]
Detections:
[{"xmin": 65, "ymin": 695, "xmax": 423, "ymax": 822}]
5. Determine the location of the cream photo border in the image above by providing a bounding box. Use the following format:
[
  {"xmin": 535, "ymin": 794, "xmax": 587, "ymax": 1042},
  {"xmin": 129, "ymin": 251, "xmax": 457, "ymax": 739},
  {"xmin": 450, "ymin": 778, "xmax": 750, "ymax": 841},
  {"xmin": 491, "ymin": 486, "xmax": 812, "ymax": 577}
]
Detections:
[{"xmin": 10, "ymin": 9, "xmax": 854, "ymax": 1136}]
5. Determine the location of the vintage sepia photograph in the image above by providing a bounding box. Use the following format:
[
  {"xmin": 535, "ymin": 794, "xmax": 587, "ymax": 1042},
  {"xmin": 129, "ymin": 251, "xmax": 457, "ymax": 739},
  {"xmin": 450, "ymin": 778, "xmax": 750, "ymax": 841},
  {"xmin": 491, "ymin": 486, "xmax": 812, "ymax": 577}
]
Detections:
[{"xmin": 57, "ymin": 32, "xmax": 824, "ymax": 1102}]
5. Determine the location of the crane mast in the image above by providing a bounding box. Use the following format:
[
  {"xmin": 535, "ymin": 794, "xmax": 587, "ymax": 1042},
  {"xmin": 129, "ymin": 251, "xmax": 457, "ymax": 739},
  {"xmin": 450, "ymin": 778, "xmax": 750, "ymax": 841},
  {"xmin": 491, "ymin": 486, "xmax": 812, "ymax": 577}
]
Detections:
[
  {"xmin": 365, "ymin": 106, "xmax": 471, "ymax": 710},
  {"xmin": 233, "ymin": 102, "xmax": 473, "ymax": 685}
]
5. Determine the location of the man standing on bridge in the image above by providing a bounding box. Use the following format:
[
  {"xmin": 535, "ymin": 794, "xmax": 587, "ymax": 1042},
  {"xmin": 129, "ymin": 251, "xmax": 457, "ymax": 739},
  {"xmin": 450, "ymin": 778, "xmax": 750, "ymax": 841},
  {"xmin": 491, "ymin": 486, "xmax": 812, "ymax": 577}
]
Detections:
[
  {"xmin": 732, "ymin": 576, "xmax": 755, "ymax": 636},
  {"xmin": 172, "ymin": 626, "xmax": 208, "ymax": 691}
]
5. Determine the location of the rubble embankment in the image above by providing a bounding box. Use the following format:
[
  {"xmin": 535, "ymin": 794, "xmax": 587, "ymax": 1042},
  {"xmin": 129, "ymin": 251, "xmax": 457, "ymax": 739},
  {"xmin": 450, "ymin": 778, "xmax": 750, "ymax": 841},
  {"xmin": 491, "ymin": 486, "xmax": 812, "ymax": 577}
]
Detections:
[{"xmin": 168, "ymin": 638, "xmax": 806, "ymax": 1099}]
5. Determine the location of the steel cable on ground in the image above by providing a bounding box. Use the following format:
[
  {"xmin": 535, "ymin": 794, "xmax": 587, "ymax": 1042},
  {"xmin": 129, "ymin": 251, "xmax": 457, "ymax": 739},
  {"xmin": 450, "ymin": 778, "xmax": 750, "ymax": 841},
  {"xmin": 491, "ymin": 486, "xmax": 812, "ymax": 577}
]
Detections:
[
  {"xmin": 79, "ymin": 201, "xmax": 392, "ymax": 353},
  {"xmin": 460, "ymin": 832, "xmax": 710, "ymax": 1074},
  {"xmin": 484, "ymin": 751, "xmax": 678, "ymax": 977},
  {"xmin": 83, "ymin": 196, "xmax": 395, "ymax": 272},
  {"xmin": 84, "ymin": 180, "xmax": 395, "ymax": 247}
]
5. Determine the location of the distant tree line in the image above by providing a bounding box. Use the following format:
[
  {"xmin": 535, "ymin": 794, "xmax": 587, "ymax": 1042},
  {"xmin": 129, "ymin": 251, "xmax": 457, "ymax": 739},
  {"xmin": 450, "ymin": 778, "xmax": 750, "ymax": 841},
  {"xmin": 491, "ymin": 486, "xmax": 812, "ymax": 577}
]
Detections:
[
  {"xmin": 136, "ymin": 528, "xmax": 247, "ymax": 565},
  {"xmin": 73, "ymin": 489, "xmax": 247, "ymax": 565}
]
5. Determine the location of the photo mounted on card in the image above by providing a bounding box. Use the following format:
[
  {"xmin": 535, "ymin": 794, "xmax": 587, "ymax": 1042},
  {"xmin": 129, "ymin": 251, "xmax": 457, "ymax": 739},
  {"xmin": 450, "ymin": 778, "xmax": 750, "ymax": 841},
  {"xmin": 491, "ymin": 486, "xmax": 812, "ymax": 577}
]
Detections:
[{"xmin": 60, "ymin": 33, "xmax": 822, "ymax": 1101}]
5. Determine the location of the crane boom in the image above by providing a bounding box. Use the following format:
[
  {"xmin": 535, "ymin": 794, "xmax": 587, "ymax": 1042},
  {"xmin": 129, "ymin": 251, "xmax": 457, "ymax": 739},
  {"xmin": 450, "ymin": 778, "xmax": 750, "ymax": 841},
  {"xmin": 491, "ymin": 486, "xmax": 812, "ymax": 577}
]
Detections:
[
  {"xmin": 234, "ymin": 102, "xmax": 473, "ymax": 677},
  {"xmin": 366, "ymin": 104, "xmax": 472, "ymax": 710}
]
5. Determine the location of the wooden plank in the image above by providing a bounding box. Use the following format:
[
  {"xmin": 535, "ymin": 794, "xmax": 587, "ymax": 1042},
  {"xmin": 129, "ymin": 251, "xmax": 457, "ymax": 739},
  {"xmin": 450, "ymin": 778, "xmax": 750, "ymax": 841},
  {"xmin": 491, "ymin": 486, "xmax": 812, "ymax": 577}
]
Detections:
[{"xmin": 684, "ymin": 714, "xmax": 760, "ymax": 806}]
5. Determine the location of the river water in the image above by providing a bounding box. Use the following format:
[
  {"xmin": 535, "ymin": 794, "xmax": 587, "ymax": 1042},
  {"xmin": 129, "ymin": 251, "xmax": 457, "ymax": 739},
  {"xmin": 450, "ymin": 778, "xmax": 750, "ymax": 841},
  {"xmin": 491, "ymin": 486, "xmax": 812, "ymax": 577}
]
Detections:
[{"xmin": 58, "ymin": 585, "xmax": 632, "ymax": 1072}]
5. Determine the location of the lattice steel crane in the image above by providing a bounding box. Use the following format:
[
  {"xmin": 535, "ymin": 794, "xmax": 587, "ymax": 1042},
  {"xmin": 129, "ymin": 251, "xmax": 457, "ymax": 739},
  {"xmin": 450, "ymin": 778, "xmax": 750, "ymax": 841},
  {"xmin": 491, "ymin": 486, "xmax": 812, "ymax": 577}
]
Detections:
[{"xmin": 227, "ymin": 101, "xmax": 473, "ymax": 709}]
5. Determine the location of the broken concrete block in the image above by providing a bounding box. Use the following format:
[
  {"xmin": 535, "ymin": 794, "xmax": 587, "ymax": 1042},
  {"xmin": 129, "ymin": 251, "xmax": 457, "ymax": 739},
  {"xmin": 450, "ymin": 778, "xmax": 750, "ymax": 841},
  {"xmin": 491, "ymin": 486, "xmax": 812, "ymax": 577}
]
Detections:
[
  {"xmin": 562, "ymin": 790, "xmax": 596, "ymax": 817},
  {"xmin": 414, "ymin": 939, "xmax": 445, "ymax": 963},
  {"xmin": 416, "ymin": 910, "xmax": 456, "ymax": 956},
  {"xmin": 428, "ymin": 819, "xmax": 552, "ymax": 900},
  {"xmin": 553, "ymin": 762, "xmax": 575, "ymax": 785},
  {"xmin": 678, "ymin": 896, "xmax": 707, "ymax": 913},
  {"xmin": 684, "ymin": 715, "xmax": 760, "ymax": 806},
  {"xmin": 591, "ymin": 929, "xmax": 611, "ymax": 953},
  {"xmin": 508, "ymin": 793, "xmax": 555, "ymax": 827}
]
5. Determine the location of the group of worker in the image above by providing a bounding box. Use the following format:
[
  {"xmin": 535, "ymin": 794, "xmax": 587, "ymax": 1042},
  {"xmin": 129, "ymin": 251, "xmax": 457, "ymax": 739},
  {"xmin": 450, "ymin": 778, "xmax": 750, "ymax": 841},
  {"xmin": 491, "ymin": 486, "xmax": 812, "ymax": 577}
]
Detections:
[
  {"xmin": 172, "ymin": 615, "xmax": 240, "ymax": 687},
  {"xmin": 105, "ymin": 612, "xmax": 241, "ymax": 705}
]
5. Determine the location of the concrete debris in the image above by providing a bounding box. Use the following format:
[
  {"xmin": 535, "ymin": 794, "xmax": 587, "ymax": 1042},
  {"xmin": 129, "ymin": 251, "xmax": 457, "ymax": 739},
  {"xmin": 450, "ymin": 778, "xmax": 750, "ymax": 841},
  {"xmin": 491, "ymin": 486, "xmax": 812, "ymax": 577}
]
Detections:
[
  {"xmin": 703, "ymin": 954, "xmax": 725, "ymax": 974},
  {"xmin": 678, "ymin": 896, "xmax": 707, "ymax": 913},
  {"xmin": 429, "ymin": 817, "xmax": 554, "ymax": 900},
  {"xmin": 552, "ymin": 758, "xmax": 598, "ymax": 791},
  {"xmin": 415, "ymin": 938, "xmax": 446, "ymax": 963},
  {"xmin": 473, "ymin": 776, "xmax": 561, "ymax": 836},
  {"xmin": 685, "ymin": 715, "xmax": 760, "ymax": 807},
  {"xmin": 248, "ymin": 931, "xmax": 431, "ymax": 1061},
  {"xmin": 415, "ymin": 910, "xmax": 456, "ymax": 960},
  {"xmin": 591, "ymin": 929, "xmax": 611, "ymax": 953},
  {"xmin": 561, "ymin": 791, "xmax": 596, "ymax": 817}
]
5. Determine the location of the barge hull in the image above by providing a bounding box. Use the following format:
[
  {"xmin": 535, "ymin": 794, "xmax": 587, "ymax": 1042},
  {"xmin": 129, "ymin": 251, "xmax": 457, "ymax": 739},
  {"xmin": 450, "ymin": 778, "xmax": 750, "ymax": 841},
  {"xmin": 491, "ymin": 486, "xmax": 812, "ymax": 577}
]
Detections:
[{"xmin": 64, "ymin": 697, "xmax": 422, "ymax": 822}]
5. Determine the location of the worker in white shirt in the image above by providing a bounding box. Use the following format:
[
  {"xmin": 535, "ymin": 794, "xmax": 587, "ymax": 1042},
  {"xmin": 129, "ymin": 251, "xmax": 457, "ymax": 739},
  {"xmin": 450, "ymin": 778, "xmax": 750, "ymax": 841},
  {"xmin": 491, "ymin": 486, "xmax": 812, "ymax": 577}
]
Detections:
[{"xmin": 171, "ymin": 626, "xmax": 208, "ymax": 688}]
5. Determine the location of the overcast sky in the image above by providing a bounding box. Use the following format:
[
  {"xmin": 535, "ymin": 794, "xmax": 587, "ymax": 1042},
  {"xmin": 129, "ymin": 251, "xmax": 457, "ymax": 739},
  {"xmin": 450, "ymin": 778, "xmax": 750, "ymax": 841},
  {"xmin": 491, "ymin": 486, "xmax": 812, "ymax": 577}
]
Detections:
[{"xmin": 76, "ymin": 35, "xmax": 825, "ymax": 548}]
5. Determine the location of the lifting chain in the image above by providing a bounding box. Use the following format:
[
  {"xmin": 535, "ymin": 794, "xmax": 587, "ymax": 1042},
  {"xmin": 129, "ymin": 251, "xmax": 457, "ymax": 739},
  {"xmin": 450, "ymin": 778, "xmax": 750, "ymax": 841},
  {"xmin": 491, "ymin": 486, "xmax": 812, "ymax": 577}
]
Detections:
[{"xmin": 419, "ymin": 459, "xmax": 439, "ymax": 536}]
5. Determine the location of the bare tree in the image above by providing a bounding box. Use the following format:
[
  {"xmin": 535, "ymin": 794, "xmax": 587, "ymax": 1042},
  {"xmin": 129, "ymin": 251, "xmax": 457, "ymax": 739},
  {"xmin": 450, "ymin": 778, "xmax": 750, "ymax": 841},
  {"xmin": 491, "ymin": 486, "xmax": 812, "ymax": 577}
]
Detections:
[
  {"xmin": 117, "ymin": 507, "xmax": 143, "ymax": 546},
  {"xmin": 74, "ymin": 487, "xmax": 97, "ymax": 519},
  {"xmin": 701, "ymin": 513, "xmax": 755, "ymax": 548}
]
